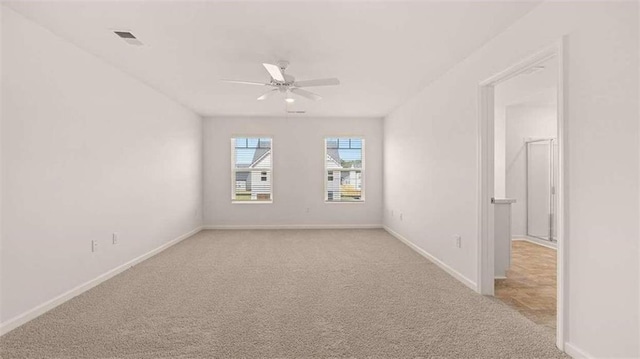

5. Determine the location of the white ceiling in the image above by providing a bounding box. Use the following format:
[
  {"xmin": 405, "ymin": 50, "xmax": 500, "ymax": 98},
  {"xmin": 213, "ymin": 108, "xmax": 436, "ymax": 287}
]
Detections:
[{"xmin": 5, "ymin": 1, "xmax": 540, "ymax": 118}]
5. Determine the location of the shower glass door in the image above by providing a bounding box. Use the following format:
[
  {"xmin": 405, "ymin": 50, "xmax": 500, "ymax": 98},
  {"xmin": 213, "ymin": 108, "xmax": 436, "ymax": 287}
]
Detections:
[{"xmin": 526, "ymin": 139, "xmax": 556, "ymax": 242}]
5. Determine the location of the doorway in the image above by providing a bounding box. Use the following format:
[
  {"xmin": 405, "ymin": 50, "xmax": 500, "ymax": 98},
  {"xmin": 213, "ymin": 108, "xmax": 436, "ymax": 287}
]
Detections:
[{"xmin": 477, "ymin": 41, "xmax": 566, "ymax": 350}]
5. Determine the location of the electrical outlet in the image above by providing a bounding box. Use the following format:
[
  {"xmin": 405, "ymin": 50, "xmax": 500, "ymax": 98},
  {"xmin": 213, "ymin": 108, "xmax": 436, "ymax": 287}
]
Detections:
[
  {"xmin": 454, "ymin": 235, "xmax": 462, "ymax": 248},
  {"xmin": 399, "ymin": 213, "xmax": 403, "ymax": 221},
  {"xmin": 91, "ymin": 240, "xmax": 98, "ymax": 252},
  {"xmin": 112, "ymin": 233, "xmax": 119, "ymax": 245},
  {"xmin": 305, "ymin": 207, "xmax": 310, "ymax": 213}
]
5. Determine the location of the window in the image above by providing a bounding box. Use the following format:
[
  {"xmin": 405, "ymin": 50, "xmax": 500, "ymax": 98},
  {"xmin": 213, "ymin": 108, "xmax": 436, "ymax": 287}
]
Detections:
[
  {"xmin": 231, "ymin": 137, "xmax": 272, "ymax": 202},
  {"xmin": 325, "ymin": 137, "xmax": 364, "ymax": 202}
]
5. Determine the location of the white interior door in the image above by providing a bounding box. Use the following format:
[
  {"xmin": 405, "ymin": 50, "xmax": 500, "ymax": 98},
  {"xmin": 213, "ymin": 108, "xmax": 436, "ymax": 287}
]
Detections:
[{"xmin": 527, "ymin": 141, "xmax": 552, "ymax": 240}]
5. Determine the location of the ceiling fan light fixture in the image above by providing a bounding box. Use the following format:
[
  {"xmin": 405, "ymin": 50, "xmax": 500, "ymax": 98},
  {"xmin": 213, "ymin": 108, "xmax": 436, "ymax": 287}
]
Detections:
[{"xmin": 285, "ymin": 94, "xmax": 295, "ymax": 103}]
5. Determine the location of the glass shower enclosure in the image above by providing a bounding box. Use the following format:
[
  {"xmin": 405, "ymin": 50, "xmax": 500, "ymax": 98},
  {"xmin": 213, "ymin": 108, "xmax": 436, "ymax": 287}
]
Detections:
[{"xmin": 526, "ymin": 138, "xmax": 557, "ymax": 242}]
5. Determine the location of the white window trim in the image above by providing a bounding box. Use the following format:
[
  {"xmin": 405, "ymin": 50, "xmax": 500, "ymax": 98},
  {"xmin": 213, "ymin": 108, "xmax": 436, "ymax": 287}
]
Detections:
[
  {"xmin": 324, "ymin": 137, "xmax": 365, "ymax": 203},
  {"xmin": 230, "ymin": 137, "xmax": 273, "ymax": 204}
]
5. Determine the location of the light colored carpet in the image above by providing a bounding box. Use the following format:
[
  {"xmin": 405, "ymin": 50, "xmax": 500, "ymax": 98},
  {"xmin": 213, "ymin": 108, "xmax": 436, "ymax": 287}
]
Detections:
[{"xmin": 0, "ymin": 229, "xmax": 566, "ymax": 358}]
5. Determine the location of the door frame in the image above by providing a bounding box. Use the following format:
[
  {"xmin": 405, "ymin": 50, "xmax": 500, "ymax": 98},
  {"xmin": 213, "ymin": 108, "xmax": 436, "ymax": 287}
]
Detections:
[{"xmin": 476, "ymin": 38, "xmax": 567, "ymax": 350}]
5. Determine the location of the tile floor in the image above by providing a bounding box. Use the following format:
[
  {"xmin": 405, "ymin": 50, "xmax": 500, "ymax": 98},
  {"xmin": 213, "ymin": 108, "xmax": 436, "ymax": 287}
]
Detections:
[{"xmin": 495, "ymin": 239, "xmax": 557, "ymax": 329}]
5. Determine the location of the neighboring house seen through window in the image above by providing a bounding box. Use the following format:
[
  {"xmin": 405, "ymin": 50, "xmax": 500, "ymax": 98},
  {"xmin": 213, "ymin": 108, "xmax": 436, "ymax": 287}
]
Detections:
[
  {"xmin": 232, "ymin": 137, "xmax": 272, "ymax": 202},
  {"xmin": 325, "ymin": 138, "xmax": 364, "ymax": 202}
]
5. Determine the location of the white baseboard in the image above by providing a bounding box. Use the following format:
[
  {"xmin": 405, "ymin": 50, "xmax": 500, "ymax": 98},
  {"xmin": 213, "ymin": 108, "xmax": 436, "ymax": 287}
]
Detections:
[
  {"xmin": 203, "ymin": 224, "xmax": 383, "ymax": 230},
  {"xmin": 383, "ymin": 225, "xmax": 477, "ymax": 291},
  {"xmin": 564, "ymin": 342, "xmax": 593, "ymax": 359},
  {"xmin": 0, "ymin": 226, "xmax": 203, "ymax": 336}
]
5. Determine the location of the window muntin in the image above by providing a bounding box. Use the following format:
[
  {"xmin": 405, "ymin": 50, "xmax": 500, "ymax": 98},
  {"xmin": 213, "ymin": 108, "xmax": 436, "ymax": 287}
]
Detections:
[
  {"xmin": 232, "ymin": 137, "xmax": 272, "ymax": 202},
  {"xmin": 325, "ymin": 138, "xmax": 364, "ymax": 202}
]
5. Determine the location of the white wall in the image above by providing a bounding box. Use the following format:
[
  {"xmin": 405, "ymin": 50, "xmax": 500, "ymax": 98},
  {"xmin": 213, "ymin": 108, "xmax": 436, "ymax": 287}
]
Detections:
[
  {"xmin": 1, "ymin": 7, "xmax": 202, "ymax": 327},
  {"xmin": 384, "ymin": 1, "xmax": 638, "ymax": 357},
  {"xmin": 203, "ymin": 117, "xmax": 382, "ymax": 227},
  {"xmin": 0, "ymin": 4, "xmax": 4, "ymax": 320},
  {"xmin": 504, "ymin": 104, "xmax": 556, "ymax": 237}
]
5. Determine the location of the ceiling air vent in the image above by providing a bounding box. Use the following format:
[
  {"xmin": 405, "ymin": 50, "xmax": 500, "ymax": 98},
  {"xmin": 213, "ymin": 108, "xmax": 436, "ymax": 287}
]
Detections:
[
  {"xmin": 113, "ymin": 30, "xmax": 143, "ymax": 46},
  {"xmin": 287, "ymin": 111, "xmax": 306, "ymax": 114}
]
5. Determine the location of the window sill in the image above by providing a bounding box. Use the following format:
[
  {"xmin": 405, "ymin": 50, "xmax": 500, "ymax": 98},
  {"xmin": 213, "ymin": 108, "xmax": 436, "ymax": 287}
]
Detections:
[
  {"xmin": 232, "ymin": 201, "xmax": 273, "ymax": 204},
  {"xmin": 324, "ymin": 200, "xmax": 365, "ymax": 204}
]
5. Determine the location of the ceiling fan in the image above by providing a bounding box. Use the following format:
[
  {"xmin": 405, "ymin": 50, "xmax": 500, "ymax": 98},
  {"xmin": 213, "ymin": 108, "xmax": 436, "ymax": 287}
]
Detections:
[{"xmin": 221, "ymin": 61, "xmax": 340, "ymax": 103}]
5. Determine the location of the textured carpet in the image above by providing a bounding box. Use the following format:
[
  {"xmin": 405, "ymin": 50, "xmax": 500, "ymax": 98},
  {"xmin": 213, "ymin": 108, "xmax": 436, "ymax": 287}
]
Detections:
[{"xmin": 0, "ymin": 229, "xmax": 566, "ymax": 358}]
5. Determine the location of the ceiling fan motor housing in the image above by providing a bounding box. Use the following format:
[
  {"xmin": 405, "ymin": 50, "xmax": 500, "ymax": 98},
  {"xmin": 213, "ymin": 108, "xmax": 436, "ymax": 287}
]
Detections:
[{"xmin": 277, "ymin": 60, "xmax": 290, "ymax": 71}]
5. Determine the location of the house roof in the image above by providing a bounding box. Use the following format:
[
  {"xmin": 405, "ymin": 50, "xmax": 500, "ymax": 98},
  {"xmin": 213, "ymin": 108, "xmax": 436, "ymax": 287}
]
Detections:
[
  {"xmin": 327, "ymin": 148, "xmax": 341, "ymax": 166},
  {"xmin": 326, "ymin": 139, "xmax": 342, "ymax": 166},
  {"xmin": 250, "ymin": 148, "xmax": 270, "ymax": 168}
]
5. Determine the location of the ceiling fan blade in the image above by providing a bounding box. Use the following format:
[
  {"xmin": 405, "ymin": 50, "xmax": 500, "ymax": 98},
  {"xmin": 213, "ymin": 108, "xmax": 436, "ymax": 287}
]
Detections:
[
  {"xmin": 221, "ymin": 79, "xmax": 269, "ymax": 86},
  {"xmin": 263, "ymin": 63, "xmax": 285, "ymax": 82},
  {"xmin": 291, "ymin": 88, "xmax": 322, "ymax": 101},
  {"xmin": 293, "ymin": 78, "xmax": 340, "ymax": 88},
  {"xmin": 257, "ymin": 89, "xmax": 279, "ymax": 101}
]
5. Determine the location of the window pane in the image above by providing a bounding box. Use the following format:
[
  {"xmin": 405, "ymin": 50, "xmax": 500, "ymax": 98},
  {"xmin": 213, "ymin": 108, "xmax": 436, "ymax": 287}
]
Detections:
[
  {"xmin": 233, "ymin": 170, "xmax": 271, "ymax": 201},
  {"xmin": 235, "ymin": 148, "xmax": 255, "ymax": 167},
  {"xmin": 258, "ymin": 138, "xmax": 271, "ymax": 148},
  {"xmin": 325, "ymin": 137, "xmax": 364, "ymax": 202},
  {"xmin": 233, "ymin": 137, "xmax": 272, "ymax": 202},
  {"xmin": 234, "ymin": 138, "xmax": 272, "ymax": 168},
  {"xmin": 326, "ymin": 170, "xmax": 362, "ymax": 202},
  {"xmin": 339, "ymin": 148, "xmax": 362, "ymax": 168},
  {"xmin": 326, "ymin": 138, "xmax": 338, "ymax": 149}
]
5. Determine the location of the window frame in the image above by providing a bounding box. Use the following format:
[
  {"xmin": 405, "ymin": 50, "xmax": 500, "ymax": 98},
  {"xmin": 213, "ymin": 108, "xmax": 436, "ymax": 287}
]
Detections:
[
  {"xmin": 324, "ymin": 137, "xmax": 365, "ymax": 203},
  {"xmin": 230, "ymin": 137, "xmax": 273, "ymax": 204}
]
